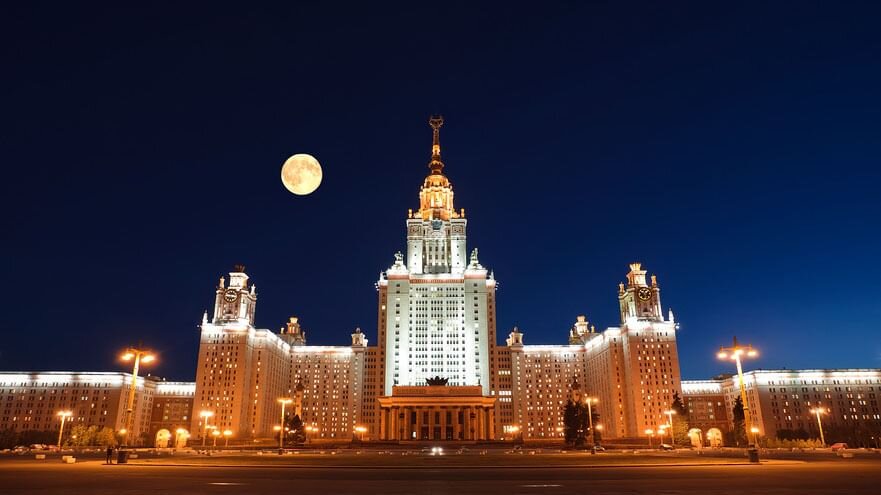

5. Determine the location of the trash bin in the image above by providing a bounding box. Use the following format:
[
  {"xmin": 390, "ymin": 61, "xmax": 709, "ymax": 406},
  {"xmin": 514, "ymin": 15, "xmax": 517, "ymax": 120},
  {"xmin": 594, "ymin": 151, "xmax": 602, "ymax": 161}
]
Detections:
[
  {"xmin": 117, "ymin": 450, "xmax": 129, "ymax": 464},
  {"xmin": 747, "ymin": 448, "xmax": 759, "ymax": 463}
]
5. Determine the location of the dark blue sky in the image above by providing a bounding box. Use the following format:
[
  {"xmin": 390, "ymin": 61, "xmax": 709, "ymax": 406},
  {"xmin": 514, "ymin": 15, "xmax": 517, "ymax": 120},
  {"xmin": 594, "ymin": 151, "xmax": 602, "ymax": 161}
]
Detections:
[{"xmin": 3, "ymin": 2, "xmax": 880, "ymax": 381}]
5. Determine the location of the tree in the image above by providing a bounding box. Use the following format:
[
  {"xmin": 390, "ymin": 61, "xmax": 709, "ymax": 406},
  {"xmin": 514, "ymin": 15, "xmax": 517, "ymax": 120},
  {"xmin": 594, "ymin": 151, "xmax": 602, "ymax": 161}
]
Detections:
[
  {"xmin": 670, "ymin": 392, "xmax": 690, "ymax": 446},
  {"xmin": 94, "ymin": 427, "xmax": 118, "ymax": 447},
  {"xmin": 731, "ymin": 396, "xmax": 746, "ymax": 447},
  {"xmin": 284, "ymin": 414, "xmax": 306, "ymax": 445},
  {"xmin": 0, "ymin": 429, "xmax": 17, "ymax": 450},
  {"xmin": 68, "ymin": 425, "xmax": 96, "ymax": 447},
  {"xmin": 563, "ymin": 399, "xmax": 588, "ymax": 448}
]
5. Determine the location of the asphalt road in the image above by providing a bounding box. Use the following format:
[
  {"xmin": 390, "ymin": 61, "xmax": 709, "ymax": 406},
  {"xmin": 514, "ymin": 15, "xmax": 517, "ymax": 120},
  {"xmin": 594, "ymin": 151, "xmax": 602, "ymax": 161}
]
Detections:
[{"xmin": 2, "ymin": 459, "xmax": 880, "ymax": 494}]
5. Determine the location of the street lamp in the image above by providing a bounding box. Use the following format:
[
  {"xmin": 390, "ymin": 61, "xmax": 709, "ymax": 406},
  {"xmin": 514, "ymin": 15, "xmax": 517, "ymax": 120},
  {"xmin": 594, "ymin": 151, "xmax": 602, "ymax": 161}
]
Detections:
[
  {"xmin": 120, "ymin": 347, "xmax": 155, "ymax": 444},
  {"xmin": 199, "ymin": 410, "xmax": 214, "ymax": 447},
  {"xmin": 717, "ymin": 337, "xmax": 759, "ymax": 449},
  {"xmin": 277, "ymin": 398, "xmax": 293, "ymax": 452},
  {"xmin": 664, "ymin": 409, "xmax": 677, "ymax": 444},
  {"xmin": 354, "ymin": 425, "xmax": 367, "ymax": 442},
  {"xmin": 223, "ymin": 429, "xmax": 233, "ymax": 447},
  {"xmin": 810, "ymin": 408, "xmax": 827, "ymax": 446},
  {"xmin": 645, "ymin": 428, "xmax": 655, "ymax": 448},
  {"xmin": 56, "ymin": 411, "xmax": 73, "ymax": 448},
  {"xmin": 211, "ymin": 429, "xmax": 220, "ymax": 447}
]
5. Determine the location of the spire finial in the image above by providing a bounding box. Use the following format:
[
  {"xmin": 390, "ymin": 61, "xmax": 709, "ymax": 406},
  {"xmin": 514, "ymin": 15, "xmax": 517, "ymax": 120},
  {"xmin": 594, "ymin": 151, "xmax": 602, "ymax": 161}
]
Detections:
[{"xmin": 428, "ymin": 115, "xmax": 444, "ymax": 173}]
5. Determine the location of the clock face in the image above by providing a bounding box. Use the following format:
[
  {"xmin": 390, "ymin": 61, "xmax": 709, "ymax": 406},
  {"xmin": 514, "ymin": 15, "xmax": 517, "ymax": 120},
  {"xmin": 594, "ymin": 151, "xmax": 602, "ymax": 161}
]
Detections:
[
  {"xmin": 223, "ymin": 288, "xmax": 238, "ymax": 303},
  {"xmin": 637, "ymin": 287, "xmax": 652, "ymax": 301}
]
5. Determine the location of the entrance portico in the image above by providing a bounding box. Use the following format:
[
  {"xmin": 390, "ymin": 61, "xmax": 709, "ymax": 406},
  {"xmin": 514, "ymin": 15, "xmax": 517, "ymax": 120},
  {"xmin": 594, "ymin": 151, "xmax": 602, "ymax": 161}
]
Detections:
[{"xmin": 378, "ymin": 385, "xmax": 496, "ymax": 441}]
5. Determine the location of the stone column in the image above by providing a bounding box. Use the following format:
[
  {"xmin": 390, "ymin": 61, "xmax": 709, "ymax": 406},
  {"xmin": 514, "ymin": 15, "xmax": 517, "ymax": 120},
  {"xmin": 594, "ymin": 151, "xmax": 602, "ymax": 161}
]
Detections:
[
  {"xmin": 415, "ymin": 407, "xmax": 423, "ymax": 440},
  {"xmin": 487, "ymin": 406, "xmax": 494, "ymax": 440},
  {"xmin": 391, "ymin": 407, "xmax": 398, "ymax": 441},
  {"xmin": 380, "ymin": 407, "xmax": 387, "ymax": 440},
  {"xmin": 452, "ymin": 408, "xmax": 460, "ymax": 440}
]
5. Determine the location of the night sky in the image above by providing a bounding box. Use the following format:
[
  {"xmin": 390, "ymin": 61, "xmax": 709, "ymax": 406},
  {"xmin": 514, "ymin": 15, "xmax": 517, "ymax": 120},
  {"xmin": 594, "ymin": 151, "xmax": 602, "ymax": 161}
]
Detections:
[{"xmin": 3, "ymin": 3, "xmax": 880, "ymax": 382}]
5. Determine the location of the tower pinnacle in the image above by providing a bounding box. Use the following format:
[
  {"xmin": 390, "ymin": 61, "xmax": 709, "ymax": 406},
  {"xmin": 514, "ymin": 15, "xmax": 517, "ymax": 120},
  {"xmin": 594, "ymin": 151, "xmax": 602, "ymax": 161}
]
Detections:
[{"xmin": 428, "ymin": 115, "xmax": 444, "ymax": 174}]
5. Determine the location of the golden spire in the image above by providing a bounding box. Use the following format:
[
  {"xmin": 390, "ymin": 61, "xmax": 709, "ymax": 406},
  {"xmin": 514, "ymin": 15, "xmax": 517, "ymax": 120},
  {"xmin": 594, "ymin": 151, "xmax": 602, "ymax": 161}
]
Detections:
[{"xmin": 428, "ymin": 115, "xmax": 444, "ymax": 174}]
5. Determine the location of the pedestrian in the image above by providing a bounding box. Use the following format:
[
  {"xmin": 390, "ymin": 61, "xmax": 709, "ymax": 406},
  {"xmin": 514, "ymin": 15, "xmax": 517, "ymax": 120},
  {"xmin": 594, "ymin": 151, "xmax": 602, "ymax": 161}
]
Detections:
[{"xmin": 106, "ymin": 446, "xmax": 114, "ymax": 464}]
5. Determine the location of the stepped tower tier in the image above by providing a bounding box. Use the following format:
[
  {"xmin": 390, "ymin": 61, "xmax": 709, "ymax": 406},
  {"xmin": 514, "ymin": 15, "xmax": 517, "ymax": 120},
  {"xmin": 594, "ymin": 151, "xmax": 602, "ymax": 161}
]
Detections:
[{"xmin": 378, "ymin": 116, "xmax": 497, "ymax": 397}]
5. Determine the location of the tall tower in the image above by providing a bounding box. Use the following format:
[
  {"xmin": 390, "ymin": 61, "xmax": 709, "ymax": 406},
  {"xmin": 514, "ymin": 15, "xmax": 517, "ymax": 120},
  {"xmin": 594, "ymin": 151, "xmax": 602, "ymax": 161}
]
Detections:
[
  {"xmin": 378, "ymin": 116, "xmax": 496, "ymax": 395},
  {"xmin": 213, "ymin": 264, "xmax": 257, "ymax": 325},
  {"xmin": 618, "ymin": 262, "xmax": 663, "ymax": 323}
]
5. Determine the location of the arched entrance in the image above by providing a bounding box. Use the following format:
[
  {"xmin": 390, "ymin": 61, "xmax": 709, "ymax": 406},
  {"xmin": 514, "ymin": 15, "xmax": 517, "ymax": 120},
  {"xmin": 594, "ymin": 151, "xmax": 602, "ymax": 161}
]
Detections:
[
  {"xmin": 155, "ymin": 429, "xmax": 171, "ymax": 448},
  {"xmin": 706, "ymin": 428, "xmax": 723, "ymax": 448},
  {"xmin": 174, "ymin": 428, "xmax": 190, "ymax": 449},
  {"xmin": 688, "ymin": 428, "xmax": 703, "ymax": 448}
]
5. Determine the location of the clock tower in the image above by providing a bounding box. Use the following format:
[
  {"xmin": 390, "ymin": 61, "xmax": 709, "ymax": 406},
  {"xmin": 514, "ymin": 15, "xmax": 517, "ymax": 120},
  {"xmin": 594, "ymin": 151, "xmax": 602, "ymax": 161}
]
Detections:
[
  {"xmin": 213, "ymin": 264, "xmax": 257, "ymax": 325},
  {"xmin": 618, "ymin": 262, "xmax": 663, "ymax": 322}
]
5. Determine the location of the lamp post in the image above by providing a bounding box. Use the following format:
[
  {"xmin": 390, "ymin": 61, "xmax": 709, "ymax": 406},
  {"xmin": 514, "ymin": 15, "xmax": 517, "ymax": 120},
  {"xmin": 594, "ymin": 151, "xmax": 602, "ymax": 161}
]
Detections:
[
  {"xmin": 277, "ymin": 398, "xmax": 293, "ymax": 453},
  {"xmin": 199, "ymin": 410, "xmax": 214, "ymax": 448},
  {"xmin": 810, "ymin": 408, "xmax": 827, "ymax": 446},
  {"xmin": 223, "ymin": 430, "xmax": 233, "ymax": 447},
  {"xmin": 304, "ymin": 425, "xmax": 316, "ymax": 444},
  {"xmin": 56, "ymin": 411, "xmax": 73, "ymax": 448},
  {"xmin": 120, "ymin": 347, "xmax": 155, "ymax": 445},
  {"xmin": 664, "ymin": 409, "xmax": 677, "ymax": 445},
  {"xmin": 657, "ymin": 424, "xmax": 668, "ymax": 446},
  {"xmin": 354, "ymin": 425, "xmax": 367, "ymax": 443},
  {"xmin": 211, "ymin": 429, "xmax": 220, "ymax": 447},
  {"xmin": 717, "ymin": 337, "xmax": 759, "ymax": 447},
  {"xmin": 645, "ymin": 429, "xmax": 654, "ymax": 448}
]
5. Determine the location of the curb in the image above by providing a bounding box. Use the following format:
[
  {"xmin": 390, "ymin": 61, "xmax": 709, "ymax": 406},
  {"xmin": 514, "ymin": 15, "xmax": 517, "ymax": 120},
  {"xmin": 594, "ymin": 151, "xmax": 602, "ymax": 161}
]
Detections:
[{"xmin": 124, "ymin": 461, "xmax": 772, "ymax": 470}]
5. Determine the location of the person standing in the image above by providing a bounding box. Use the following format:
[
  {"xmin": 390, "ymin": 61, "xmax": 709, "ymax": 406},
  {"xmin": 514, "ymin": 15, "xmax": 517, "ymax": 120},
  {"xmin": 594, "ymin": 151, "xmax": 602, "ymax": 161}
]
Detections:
[{"xmin": 106, "ymin": 446, "xmax": 114, "ymax": 464}]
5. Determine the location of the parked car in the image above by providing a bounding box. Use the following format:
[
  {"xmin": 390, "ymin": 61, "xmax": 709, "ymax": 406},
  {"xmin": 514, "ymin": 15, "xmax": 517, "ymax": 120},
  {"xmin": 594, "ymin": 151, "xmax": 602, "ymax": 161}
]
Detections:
[
  {"xmin": 592, "ymin": 445, "xmax": 606, "ymax": 452},
  {"xmin": 659, "ymin": 444, "xmax": 675, "ymax": 451},
  {"xmin": 830, "ymin": 443, "xmax": 849, "ymax": 452}
]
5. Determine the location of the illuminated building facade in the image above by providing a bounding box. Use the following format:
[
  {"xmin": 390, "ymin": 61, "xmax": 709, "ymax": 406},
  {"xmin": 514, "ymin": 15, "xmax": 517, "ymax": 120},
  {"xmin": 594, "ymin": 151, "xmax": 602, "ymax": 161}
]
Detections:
[
  {"xmin": 506, "ymin": 262, "xmax": 682, "ymax": 441},
  {"xmin": 191, "ymin": 270, "xmax": 368, "ymax": 443},
  {"xmin": 0, "ymin": 371, "xmax": 156, "ymax": 443},
  {"xmin": 149, "ymin": 381, "xmax": 194, "ymax": 448},
  {"xmin": 682, "ymin": 369, "xmax": 881, "ymax": 444}
]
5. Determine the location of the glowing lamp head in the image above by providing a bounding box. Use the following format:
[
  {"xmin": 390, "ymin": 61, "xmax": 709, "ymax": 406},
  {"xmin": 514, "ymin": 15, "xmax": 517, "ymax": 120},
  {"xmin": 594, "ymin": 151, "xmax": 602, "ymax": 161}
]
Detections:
[
  {"xmin": 141, "ymin": 354, "xmax": 156, "ymax": 363},
  {"xmin": 57, "ymin": 410, "xmax": 73, "ymax": 418},
  {"xmin": 717, "ymin": 350, "xmax": 728, "ymax": 360},
  {"xmin": 665, "ymin": 409, "xmax": 676, "ymax": 415},
  {"xmin": 750, "ymin": 427, "xmax": 760, "ymax": 434},
  {"xmin": 645, "ymin": 429, "xmax": 654, "ymax": 435},
  {"xmin": 118, "ymin": 428, "xmax": 127, "ymax": 435},
  {"xmin": 746, "ymin": 349, "xmax": 758, "ymax": 358},
  {"xmin": 211, "ymin": 430, "xmax": 220, "ymax": 437},
  {"xmin": 176, "ymin": 428, "xmax": 187, "ymax": 434},
  {"xmin": 595, "ymin": 424, "xmax": 604, "ymax": 431},
  {"xmin": 200, "ymin": 410, "xmax": 214, "ymax": 419},
  {"xmin": 277, "ymin": 398, "xmax": 293, "ymax": 405},
  {"xmin": 121, "ymin": 352, "xmax": 134, "ymax": 361},
  {"xmin": 223, "ymin": 430, "xmax": 233, "ymax": 437},
  {"xmin": 273, "ymin": 425, "xmax": 282, "ymax": 431}
]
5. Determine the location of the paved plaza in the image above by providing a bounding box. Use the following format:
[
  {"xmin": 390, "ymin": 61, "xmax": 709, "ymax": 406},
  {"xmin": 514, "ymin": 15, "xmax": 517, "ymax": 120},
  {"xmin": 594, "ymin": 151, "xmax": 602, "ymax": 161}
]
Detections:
[{"xmin": 2, "ymin": 449, "xmax": 880, "ymax": 494}]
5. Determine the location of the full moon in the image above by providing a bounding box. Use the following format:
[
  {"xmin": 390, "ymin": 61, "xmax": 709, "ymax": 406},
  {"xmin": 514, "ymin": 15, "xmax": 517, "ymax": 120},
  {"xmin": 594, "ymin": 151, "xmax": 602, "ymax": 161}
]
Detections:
[{"xmin": 280, "ymin": 154, "xmax": 323, "ymax": 195}]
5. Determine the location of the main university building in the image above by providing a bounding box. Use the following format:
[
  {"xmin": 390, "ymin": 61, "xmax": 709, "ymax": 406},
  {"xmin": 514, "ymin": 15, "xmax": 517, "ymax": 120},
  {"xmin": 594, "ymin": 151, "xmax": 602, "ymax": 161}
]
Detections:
[
  {"xmin": 189, "ymin": 117, "xmax": 682, "ymax": 443},
  {"xmin": 2, "ymin": 118, "xmax": 880, "ymax": 446}
]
